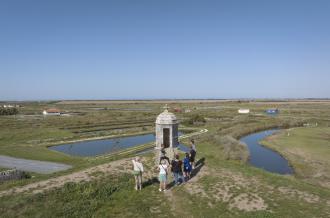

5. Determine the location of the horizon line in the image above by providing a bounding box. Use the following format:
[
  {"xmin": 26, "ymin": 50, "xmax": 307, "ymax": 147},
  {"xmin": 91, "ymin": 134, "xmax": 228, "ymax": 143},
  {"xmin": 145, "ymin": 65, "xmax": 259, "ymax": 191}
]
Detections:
[{"xmin": 1, "ymin": 97, "xmax": 330, "ymax": 102}]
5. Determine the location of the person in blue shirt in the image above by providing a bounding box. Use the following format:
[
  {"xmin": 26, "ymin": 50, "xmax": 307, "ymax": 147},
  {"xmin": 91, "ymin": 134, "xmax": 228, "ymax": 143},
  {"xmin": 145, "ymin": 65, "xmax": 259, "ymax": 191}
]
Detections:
[{"xmin": 183, "ymin": 152, "xmax": 192, "ymax": 181}]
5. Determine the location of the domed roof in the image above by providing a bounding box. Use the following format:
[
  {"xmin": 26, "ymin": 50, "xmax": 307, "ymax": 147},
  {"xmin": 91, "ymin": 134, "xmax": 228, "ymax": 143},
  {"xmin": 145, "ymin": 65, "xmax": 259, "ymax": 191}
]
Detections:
[{"xmin": 156, "ymin": 109, "xmax": 178, "ymax": 125}]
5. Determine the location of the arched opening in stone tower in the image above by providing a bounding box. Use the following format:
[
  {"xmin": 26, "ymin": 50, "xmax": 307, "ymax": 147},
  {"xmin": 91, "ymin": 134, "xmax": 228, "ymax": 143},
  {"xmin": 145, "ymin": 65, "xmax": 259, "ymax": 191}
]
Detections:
[{"xmin": 163, "ymin": 128, "xmax": 170, "ymax": 148}]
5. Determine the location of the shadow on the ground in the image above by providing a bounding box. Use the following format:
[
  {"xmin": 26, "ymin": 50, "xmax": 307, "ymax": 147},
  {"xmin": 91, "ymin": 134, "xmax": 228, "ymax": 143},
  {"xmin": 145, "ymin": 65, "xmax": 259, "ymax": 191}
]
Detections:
[
  {"xmin": 167, "ymin": 157, "xmax": 206, "ymax": 189},
  {"xmin": 191, "ymin": 157, "xmax": 205, "ymax": 178},
  {"xmin": 142, "ymin": 177, "xmax": 159, "ymax": 188},
  {"xmin": 166, "ymin": 180, "xmax": 176, "ymax": 189}
]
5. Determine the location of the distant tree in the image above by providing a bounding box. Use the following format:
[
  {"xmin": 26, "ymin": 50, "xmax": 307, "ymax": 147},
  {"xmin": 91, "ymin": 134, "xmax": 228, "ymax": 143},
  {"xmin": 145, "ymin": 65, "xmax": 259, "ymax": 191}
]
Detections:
[
  {"xmin": 184, "ymin": 114, "xmax": 206, "ymax": 125},
  {"xmin": 0, "ymin": 108, "xmax": 18, "ymax": 116}
]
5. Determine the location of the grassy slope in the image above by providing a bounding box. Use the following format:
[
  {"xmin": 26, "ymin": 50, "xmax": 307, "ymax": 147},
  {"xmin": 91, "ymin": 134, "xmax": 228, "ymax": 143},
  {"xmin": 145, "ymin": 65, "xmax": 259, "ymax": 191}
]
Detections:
[
  {"xmin": 1, "ymin": 140, "xmax": 330, "ymax": 217},
  {"xmin": 0, "ymin": 174, "xmax": 172, "ymax": 218},
  {"xmin": 262, "ymin": 127, "xmax": 330, "ymax": 188},
  {"xmin": 168, "ymin": 133, "xmax": 330, "ymax": 218}
]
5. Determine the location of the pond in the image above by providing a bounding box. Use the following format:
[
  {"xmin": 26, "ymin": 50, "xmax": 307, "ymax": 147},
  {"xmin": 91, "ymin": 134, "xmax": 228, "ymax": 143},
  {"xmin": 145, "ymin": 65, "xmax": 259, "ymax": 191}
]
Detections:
[
  {"xmin": 49, "ymin": 132, "xmax": 189, "ymax": 157},
  {"xmin": 240, "ymin": 129, "xmax": 293, "ymax": 175}
]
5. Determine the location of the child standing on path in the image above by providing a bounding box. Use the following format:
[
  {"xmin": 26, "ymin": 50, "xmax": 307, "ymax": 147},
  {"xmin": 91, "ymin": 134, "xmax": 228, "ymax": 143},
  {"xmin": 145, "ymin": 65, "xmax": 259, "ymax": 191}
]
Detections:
[
  {"xmin": 132, "ymin": 157, "xmax": 144, "ymax": 190},
  {"xmin": 158, "ymin": 159, "xmax": 168, "ymax": 192}
]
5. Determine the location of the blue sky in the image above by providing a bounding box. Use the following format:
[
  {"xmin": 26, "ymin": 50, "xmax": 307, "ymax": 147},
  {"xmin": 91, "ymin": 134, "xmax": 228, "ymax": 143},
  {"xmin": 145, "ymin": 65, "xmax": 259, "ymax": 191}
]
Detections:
[{"xmin": 1, "ymin": 0, "xmax": 329, "ymax": 100}]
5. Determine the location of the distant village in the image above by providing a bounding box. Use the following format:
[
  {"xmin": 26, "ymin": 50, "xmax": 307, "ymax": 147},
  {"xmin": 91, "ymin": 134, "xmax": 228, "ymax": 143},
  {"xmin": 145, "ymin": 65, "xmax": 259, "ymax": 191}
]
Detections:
[{"xmin": 1, "ymin": 104, "xmax": 21, "ymax": 108}]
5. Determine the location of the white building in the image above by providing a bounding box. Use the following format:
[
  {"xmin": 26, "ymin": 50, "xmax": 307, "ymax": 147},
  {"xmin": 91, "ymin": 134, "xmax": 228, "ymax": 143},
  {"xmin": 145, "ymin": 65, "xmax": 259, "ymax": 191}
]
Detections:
[
  {"xmin": 238, "ymin": 109, "xmax": 250, "ymax": 114},
  {"xmin": 43, "ymin": 109, "xmax": 61, "ymax": 116},
  {"xmin": 3, "ymin": 105, "xmax": 14, "ymax": 108}
]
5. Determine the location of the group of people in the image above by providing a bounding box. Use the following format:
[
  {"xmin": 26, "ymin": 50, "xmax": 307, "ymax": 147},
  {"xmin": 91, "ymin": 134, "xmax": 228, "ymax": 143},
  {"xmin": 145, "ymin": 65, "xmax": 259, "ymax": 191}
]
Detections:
[
  {"xmin": 132, "ymin": 139, "xmax": 197, "ymax": 192},
  {"xmin": 158, "ymin": 139, "xmax": 197, "ymax": 191}
]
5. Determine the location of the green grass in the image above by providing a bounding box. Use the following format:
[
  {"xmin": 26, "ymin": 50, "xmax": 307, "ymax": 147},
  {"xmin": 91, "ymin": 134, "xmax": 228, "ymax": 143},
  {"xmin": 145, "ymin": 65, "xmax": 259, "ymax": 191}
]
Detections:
[
  {"xmin": 1, "ymin": 145, "xmax": 330, "ymax": 217},
  {"xmin": 0, "ymin": 126, "xmax": 77, "ymax": 163},
  {"xmin": 0, "ymin": 174, "xmax": 172, "ymax": 218},
  {"xmin": 262, "ymin": 127, "xmax": 330, "ymax": 188},
  {"xmin": 168, "ymin": 137, "xmax": 330, "ymax": 217},
  {"xmin": 1, "ymin": 100, "xmax": 330, "ymax": 217}
]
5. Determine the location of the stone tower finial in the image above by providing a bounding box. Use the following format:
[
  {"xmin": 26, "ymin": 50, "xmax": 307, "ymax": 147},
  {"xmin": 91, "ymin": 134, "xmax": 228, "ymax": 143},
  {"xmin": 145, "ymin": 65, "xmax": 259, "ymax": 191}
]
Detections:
[{"xmin": 163, "ymin": 104, "xmax": 170, "ymax": 112}]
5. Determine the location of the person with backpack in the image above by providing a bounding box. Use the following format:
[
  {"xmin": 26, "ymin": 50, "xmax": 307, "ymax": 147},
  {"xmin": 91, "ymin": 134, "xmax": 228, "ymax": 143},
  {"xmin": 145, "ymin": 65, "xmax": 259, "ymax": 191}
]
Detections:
[
  {"xmin": 132, "ymin": 157, "xmax": 144, "ymax": 190},
  {"xmin": 171, "ymin": 154, "xmax": 184, "ymax": 185},
  {"xmin": 183, "ymin": 152, "xmax": 192, "ymax": 181},
  {"xmin": 159, "ymin": 144, "xmax": 170, "ymax": 165},
  {"xmin": 158, "ymin": 159, "xmax": 168, "ymax": 192}
]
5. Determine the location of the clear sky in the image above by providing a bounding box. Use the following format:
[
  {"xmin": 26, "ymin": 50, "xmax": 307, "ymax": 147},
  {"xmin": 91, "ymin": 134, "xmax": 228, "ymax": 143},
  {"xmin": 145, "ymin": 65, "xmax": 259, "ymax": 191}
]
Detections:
[{"xmin": 1, "ymin": 0, "xmax": 329, "ymax": 100}]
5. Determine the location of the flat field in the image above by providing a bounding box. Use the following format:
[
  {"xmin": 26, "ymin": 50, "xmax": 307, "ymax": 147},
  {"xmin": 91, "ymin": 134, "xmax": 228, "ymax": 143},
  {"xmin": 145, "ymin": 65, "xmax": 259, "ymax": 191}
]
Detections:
[
  {"xmin": 262, "ymin": 127, "xmax": 330, "ymax": 188},
  {"xmin": 0, "ymin": 100, "xmax": 330, "ymax": 217}
]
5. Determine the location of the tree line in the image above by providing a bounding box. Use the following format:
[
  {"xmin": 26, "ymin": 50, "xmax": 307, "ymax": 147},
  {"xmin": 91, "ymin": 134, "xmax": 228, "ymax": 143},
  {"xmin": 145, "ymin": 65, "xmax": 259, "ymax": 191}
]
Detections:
[{"xmin": 0, "ymin": 108, "xmax": 19, "ymax": 116}]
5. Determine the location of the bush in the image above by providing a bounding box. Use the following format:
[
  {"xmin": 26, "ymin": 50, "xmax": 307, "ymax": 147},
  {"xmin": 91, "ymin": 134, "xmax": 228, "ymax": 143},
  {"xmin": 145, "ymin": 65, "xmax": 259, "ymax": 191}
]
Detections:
[
  {"xmin": 213, "ymin": 135, "xmax": 249, "ymax": 162},
  {"xmin": 0, "ymin": 107, "xmax": 18, "ymax": 116},
  {"xmin": 185, "ymin": 114, "xmax": 206, "ymax": 125},
  {"xmin": 19, "ymin": 171, "xmax": 31, "ymax": 179},
  {"xmin": 197, "ymin": 132, "xmax": 249, "ymax": 163}
]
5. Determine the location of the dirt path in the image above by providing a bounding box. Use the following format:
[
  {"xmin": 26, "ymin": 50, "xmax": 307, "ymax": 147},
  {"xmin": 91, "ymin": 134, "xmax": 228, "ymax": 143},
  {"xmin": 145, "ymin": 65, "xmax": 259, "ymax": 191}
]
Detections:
[{"xmin": 0, "ymin": 158, "xmax": 132, "ymax": 197}]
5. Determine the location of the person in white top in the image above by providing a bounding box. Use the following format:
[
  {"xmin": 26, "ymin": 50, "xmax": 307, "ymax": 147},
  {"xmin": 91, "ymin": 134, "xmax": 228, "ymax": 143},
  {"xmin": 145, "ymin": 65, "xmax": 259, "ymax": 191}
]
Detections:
[
  {"xmin": 158, "ymin": 159, "xmax": 168, "ymax": 192},
  {"xmin": 132, "ymin": 157, "xmax": 144, "ymax": 190}
]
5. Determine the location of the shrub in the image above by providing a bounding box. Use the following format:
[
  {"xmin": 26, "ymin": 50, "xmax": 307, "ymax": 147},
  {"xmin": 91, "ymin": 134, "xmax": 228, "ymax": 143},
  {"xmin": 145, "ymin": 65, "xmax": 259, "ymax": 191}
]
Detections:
[
  {"xmin": 184, "ymin": 114, "xmax": 206, "ymax": 125},
  {"xmin": 21, "ymin": 171, "xmax": 31, "ymax": 179},
  {"xmin": 0, "ymin": 108, "xmax": 18, "ymax": 116},
  {"xmin": 213, "ymin": 135, "xmax": 249, "ymax": 162}
]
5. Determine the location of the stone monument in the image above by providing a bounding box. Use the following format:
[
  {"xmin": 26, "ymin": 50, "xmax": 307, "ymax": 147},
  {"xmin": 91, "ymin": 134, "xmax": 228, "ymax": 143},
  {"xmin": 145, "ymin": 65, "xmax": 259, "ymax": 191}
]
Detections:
[{"xmin": 155, "ymin": 104, "xmax": 179, "ymax": 164}]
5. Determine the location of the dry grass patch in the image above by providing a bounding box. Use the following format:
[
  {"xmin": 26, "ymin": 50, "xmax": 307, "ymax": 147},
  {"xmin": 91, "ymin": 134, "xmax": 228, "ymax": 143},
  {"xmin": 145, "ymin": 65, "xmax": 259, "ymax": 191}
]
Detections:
[
  {"xmin": 184, "ymin": 166, "xmax": 269, "ymax": 212},
  {"xmin": 229, "ymin": 193, "xmax": 267, "ymax": 212},
  {"xmin": 278, "ymin": 186, "xmax": 320, "ymax": 204}
]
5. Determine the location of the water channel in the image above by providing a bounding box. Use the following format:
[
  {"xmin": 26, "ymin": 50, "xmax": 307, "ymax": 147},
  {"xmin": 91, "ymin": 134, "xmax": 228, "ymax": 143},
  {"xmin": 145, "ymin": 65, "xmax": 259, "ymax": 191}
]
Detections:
[
  {"xmin": 49, "ymin": 132, "xmax": 189, "ymax": 157},
  {"xmin": 240, "ymin": 129, "xmax": 293, "ymax": 174},
  {"xmin": 50, "ymin": 129, "xmax": 292, "ymax": 175}
]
